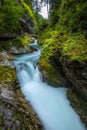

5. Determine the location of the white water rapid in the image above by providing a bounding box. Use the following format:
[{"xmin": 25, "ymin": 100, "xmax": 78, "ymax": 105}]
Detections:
[{"xmin": 14, "ymin": 41, "xmax": 86, "ymax": 130}]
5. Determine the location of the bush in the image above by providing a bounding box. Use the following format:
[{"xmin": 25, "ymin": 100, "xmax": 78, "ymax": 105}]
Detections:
[
  {"xmin": 0, "ymin": 0, "xmax": 24, "ymax": 32},
  {"xmin": 12, "ymin": 34, "xmax": 32, "ymax": 47}
]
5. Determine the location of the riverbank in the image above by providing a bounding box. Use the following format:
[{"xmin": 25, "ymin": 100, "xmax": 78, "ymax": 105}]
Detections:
[
  {"xmin": 39, "ymin": 33, "xmax": 87, "ymax": 126},
  {"xmin": 0, "ymin": 42, "xmax": 43, "ymax": 130}
]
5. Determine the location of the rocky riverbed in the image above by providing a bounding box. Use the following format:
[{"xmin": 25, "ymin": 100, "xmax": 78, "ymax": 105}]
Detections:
[
  {"xmin": 0, "ymin": 40, "xmax": 87, "ymax": 129},
  {"xmin": 0, "ymin": 48, "xmax": 43, "ymax": 130}
]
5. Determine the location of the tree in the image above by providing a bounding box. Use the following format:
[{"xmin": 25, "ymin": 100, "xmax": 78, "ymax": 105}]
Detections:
[{"xmin": 23, "ymin": 0, "xmax": 32, "ymax": 7}]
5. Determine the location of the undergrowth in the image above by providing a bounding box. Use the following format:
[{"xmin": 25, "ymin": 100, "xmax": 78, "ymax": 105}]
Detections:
[
  {"xmin": 12, "ymin": 34, "xmax": 32, "ymax": 47},
  {"xmin": 39, "ymin": 29, "xmax": 87, "ymax": 62}
]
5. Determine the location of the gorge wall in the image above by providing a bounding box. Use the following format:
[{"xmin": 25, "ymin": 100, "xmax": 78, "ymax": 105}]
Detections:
[{"xmin": 39, "ymin": 0, "xmax": 87, "ymax": 126}]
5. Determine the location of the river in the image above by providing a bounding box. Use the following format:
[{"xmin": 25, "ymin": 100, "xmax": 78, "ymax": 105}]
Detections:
[{"xmin": 14, "ymin": 41, "xmax": 86, "ymax": 130}]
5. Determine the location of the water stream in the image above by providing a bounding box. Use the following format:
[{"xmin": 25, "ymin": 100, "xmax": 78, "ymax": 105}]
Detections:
[{"xmin": 14, "ymin": 41, "xmax": 86, "ymax": 130}]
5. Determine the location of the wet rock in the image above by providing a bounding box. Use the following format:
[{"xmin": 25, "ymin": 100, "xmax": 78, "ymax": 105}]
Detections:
[
  {"xmin": 60, "ymin": 57, "xmax": 87, "ymax": 125},
  {"xmin": 61, "ymin": 57, "xmax": 87, "ymax": 100},
  {"xmin": 20, "ymin": 13, "xmax": 34, "ymax": 34},
  {"xmin": 0, "ymin": 49, "xmax": 43, "ymax": 129},
  {"xmin": 16, "ymin": 86, "xmax": 43, "ymax": 129},
  {"xmin": 10, "ymin": 46, "xmax": 33, "ymax": 55},
  {"xmin": 39, "ymin": 55, "xmax": 70, "ymax": 87},
  {"xmin": 40, "ymin": 53, "xmax": 87, "ymax": 126},
  {"xmin": 0, "ymin": 51, "xmax": 14, "ymax": 68},
  {"xmin": 0, "ymin": 82, "xmax": 43, "ymax": 130}
]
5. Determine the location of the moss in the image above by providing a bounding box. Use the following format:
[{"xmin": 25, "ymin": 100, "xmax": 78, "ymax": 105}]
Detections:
[
  {"xmin": 38, "ymin": 0, "xmax": 87, "ymax": 126},
  {"xmin": 67, "ymin": 89, "xmax": 87, "ymax": 125},
  {"xmin": 13, "ymin": 111, "xmax": 34, "ymax": 130},
  {"xmin": 62, "ymin": 34, "xmax": 87, "ymax": 62},
  {"xmin": 12, "ymin": 34, "xmax": 32, "ymax": 47},
  {"xmin": 0, "ymin": 34, "xmax": 32, "ymax": 50},
  {"xmin": 39, "ymin": 58, "xmax": 65, "ymax": 87},
  {"xmin": 39, "ymin": 28, "xmax": 87, "ymax": 62},
  {"xmin": 0, "ymin": 0, "xmax": 24, "ymax": 32},
  {"xmin": 39, "ymin": 29, "xmax": 67, "ymax": 59},
  {"xmin": 20, "ymin": 0, "xmax": 37, "ymax": 25},
  {"xmin": 39, "ymin": 0, "xmax": 87, "ymax": 62},
  {"xmin": 0, "ymin": 66, "xmax": 16, "ymax": 83},
  {"xmin": 58, "ymin": 0, "xmax": 87, "ymax": 32},
  {"xmin": 0, "ymin": 127, "xmax": 2, "ymax": 130}
]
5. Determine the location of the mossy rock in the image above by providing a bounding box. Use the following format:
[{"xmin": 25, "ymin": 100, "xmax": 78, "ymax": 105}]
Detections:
[
  {"xmin": 39, "ymin": 58, "xmax": 66, "ymax": 87},
  {"xmin": 67, "ymin": 89, "xmax": 87, "ymax": 126},
  {"xmin": 12, "ymin": 34, "xmax": 32, "ymax": 47},
  {"xmin": 0, "ymin": 34, "xmax": 33, "ymax": 51},
  {"xmin": 0, "ymin": 66, "xmax": 16, "ymax": 83}
]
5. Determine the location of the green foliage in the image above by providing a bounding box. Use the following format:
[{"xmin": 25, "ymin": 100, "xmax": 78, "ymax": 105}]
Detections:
[
  {"xmin": 62, "ymin": 34, "xmax": 87, "ymax": 62},
  {"xmin": 39, "ymin": 0, "xmax": 87, "ymax": 62},
  {"xmin": 0, "ymin": 0, "xmax": 24, "ymax": 32},
  {"xmin": 23, "ymin": 0, "xmax": 32, "ymax": 6},
  {"xmin": 41, "ymin": 0, "xmax": 87, "ymax": 32},
  {"xmin": 39, "ymin": 29, "xmax": 67, "ymax": 59},
  {"xmin": 12, "ymin": 34, "xmax": 32, "ymax": 47},
  {"xmin": 49, "ymin": 0, "xmax": 61, "ymax": 26},
  {"xmin": 38, "ymin": 0, "xmax": 87, "ymax": 124},
  {"xmin": 40, "ymin": 58, "xmax": 63, "ymax": 87},
  {"xmin": 20, "ymin": 0, "xmax": 37, "ymax": 25},
  {"xmin": 0, "ymin": 34, "xmax": 32, "ymax": 50},
  {"xmin": 40, "ymin": 28, "xmax": 87, "ymax": 62},
  {"xmin": 35, "ymin": 14, "xmax": 49, "ymax": 34},
  {"xmin": 58, "ymin": 0, "xmax": 87, "ymax": 32}
]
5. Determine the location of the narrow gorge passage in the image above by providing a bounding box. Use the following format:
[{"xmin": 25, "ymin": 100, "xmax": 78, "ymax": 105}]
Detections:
[{"xmin": 14, "ymin": 41, "xmax": 86, "ymax": 130}]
